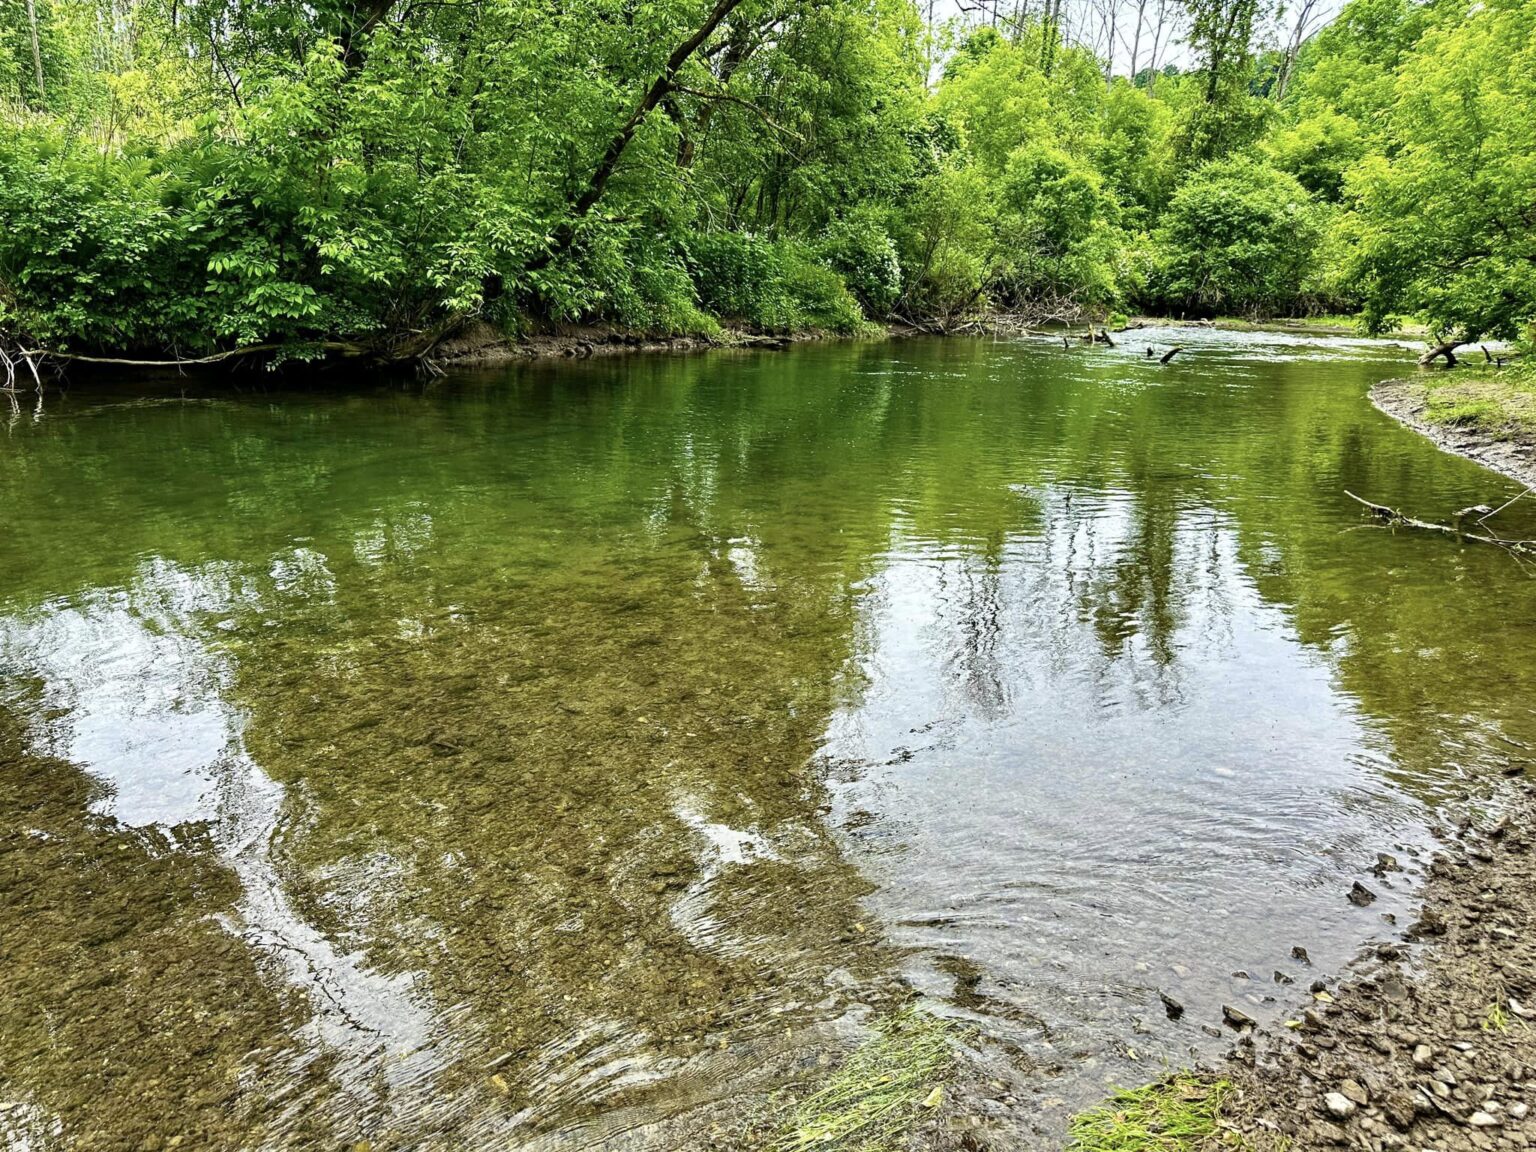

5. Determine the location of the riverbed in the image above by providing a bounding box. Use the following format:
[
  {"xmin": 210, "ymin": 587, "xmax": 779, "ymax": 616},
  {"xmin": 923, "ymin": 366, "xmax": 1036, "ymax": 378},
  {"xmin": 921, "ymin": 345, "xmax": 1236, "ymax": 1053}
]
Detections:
[{"xmin": 3, "ymin": 328, "xmax": 1535, "ymax": 1149}]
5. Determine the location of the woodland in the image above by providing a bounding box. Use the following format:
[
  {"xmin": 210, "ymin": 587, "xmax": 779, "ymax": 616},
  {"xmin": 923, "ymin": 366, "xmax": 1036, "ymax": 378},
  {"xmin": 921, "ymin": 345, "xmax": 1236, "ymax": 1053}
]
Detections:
[{"xmin": 0, "ymin": 0, "xmax": 1532, "ymax": 365}]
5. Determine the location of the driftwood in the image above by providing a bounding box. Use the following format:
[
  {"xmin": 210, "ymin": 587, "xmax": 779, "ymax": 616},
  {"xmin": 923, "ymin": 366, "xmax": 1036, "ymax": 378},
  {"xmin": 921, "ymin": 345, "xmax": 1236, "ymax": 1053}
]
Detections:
[
  {"xmin": 1160, "ymin": 346, "xmax": 1183, "ymax": 364},
  {"xmin": 1345, "ymin": 490, "xmax": 1536, "ymax": 557},
  {"xmin": 16, "ymin": 341, "xmax": 370, "ymax": 368}
]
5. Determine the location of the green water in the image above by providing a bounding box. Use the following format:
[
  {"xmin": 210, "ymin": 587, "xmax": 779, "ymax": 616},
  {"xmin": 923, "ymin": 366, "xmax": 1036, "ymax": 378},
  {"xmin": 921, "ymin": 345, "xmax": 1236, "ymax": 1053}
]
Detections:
[{"xmin": 2, "ymin": 331, "xmax": 1535, "ymax": 1150}]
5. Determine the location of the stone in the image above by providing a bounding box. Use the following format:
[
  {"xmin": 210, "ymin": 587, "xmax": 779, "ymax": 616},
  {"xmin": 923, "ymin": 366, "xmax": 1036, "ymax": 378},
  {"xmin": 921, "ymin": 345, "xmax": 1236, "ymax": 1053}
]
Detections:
[
  {"xmin": 1508, "ymin": 1102, "xmax": 1529, "ymax": 1120},
  {"xmin": 1341, "ymin": 1079, "xmax": 1371, "ymax": 1106},
  {"xmin": 1223, "ymin": 1004, "xmax": 1256, "ymax": 1029},
  {"xmin": 1293, "ymin": 945, "xmax": 1312, "ymax": 964},
  {"xmin": 1275, "ymin": 970, "xmax": 1295, "ymax": 985},
  {"xmin": 1325, "ymin": 1092, "xmax": 1358, "ymax": 1120},
  {"xmin": 1470, "ymin": 1112, "xmax": 1499, "ymax": 1128},
  {"xmin": 1351, "ymin": 881, "xmax": 1379, "ymax": 906},
  {"xmin": 1414, "ymin": 1045, "xmax": 1435, "ymax": 1068},
  {"xmin": 1382, "ymin": 1092, "xmax": 1417, "ymax": 1130},
  {"xmin": 1159, "ymin": 991, "xmax": 1184, "ymax": 1020}
]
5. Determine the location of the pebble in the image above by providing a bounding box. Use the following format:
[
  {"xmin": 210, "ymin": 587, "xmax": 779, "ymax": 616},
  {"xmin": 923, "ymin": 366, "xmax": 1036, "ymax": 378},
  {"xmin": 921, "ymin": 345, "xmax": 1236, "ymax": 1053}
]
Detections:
[
  {"xmin": 1341, "ymin": 1079, "xmax": 1371, "ymax": 1105},
  {"xmin": 1509, "ymin": 1102, "xmax": 1529, "ymax": 1119},
  {"xmin": 1414, "ymin": 1044, "xmax": 1435, "ymax": 1068},
  {"xmin": 1223, "ymin": 1004, "xmax": 1256, "ymax": 1029},
  {"xmin": 1469, "ymin": 1111, "xmax": 1499, "ymax": 1127},
  {"xmin": 1351, "ymin": 881, "xmax": 1379, "ymax": 906},
  {"xmin": 1325, "ymin": 1092, "xmax": 1358, "ymax": 1120}
]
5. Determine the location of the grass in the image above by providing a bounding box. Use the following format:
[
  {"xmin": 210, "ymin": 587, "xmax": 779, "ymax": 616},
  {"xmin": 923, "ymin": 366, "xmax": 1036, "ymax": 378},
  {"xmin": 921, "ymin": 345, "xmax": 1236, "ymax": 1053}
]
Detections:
[
  {"xmin": 1484, "ymin": 1002, "xmax": 1510, "ymax": 1033},
  {"xmin": 1420, "ymin": 366, "xmax": 1536, "ymax": 436},
  {"xmin": 1067, "ymin": 1075, "xmax": 1235, "ymax": 1152},
  {"xmin": 772, "ymin": 1008, "xmax": 956, "ymax": 1152}
]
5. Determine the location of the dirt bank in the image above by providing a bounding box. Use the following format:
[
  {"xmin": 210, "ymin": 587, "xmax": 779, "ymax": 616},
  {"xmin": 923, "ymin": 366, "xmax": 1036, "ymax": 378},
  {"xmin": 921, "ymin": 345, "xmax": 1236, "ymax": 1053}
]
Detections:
[
  {"xmin": 431, "ymin": 319, "xmax": 875, "ymax": 366},
  {"xmin": 1211, "ymin": 777, "xmax": 1536, "ymax": 1152},
  {"xmin": 1372, "ymin": 380, "xmax": 1536, "ymax": 489}
]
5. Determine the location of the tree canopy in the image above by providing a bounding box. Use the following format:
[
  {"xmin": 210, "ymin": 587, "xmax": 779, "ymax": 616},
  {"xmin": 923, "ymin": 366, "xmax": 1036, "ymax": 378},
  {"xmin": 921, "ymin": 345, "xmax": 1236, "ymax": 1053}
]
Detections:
[{"xmin": 0, "ymin": 0, "xmax": 1532, "ymax": 362}]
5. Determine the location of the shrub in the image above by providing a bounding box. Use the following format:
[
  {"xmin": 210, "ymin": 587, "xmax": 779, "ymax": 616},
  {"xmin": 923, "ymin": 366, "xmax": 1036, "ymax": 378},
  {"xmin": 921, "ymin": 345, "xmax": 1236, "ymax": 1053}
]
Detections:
[{"xmin": 1146, "ymin": 154, "xmax": 1321, "ymax": 317}]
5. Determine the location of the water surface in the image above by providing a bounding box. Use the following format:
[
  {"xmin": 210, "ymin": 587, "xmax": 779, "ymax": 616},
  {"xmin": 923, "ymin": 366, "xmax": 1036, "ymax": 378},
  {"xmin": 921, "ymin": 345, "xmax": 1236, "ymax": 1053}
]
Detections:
[{"xmin": 3, "ymin": 330, "xmax": 1535, "ymax": 1149}]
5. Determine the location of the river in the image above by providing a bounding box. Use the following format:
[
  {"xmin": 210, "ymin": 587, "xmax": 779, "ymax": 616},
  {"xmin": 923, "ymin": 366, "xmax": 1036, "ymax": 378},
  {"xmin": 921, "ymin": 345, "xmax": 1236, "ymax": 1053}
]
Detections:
[{"xmin": 3, "ymin": 328, "xmax": 1534, "ymax": 1149}]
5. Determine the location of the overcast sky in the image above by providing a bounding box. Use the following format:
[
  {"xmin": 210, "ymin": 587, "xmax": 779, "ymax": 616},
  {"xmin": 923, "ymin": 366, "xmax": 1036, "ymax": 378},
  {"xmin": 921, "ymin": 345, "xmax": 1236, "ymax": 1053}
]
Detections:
[{"xmin": 925, "ymin": 0, "xmax": 1344, "ymax": 75}]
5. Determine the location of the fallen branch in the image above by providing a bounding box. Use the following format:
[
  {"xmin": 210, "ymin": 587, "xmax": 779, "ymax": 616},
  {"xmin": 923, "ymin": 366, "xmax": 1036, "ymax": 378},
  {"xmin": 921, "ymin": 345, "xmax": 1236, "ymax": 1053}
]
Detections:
[
  {"xmin": 18, "ymin": 341, "xmax": 374, "ymax": 368},
  {"xmin": 1345, "ymin": 490, "xmax": 1536, "ymax": 557},
  {"xmin": 1160, "ymin": 346, "xmax": 1182, "ymax": 364}
]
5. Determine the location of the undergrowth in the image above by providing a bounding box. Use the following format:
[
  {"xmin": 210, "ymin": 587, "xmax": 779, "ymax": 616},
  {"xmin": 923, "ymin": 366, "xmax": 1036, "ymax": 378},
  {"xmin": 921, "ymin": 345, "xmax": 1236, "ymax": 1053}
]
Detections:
[{"xmin": 1420, "ymin": 363, "xmax": 1536, "ymax": 434}]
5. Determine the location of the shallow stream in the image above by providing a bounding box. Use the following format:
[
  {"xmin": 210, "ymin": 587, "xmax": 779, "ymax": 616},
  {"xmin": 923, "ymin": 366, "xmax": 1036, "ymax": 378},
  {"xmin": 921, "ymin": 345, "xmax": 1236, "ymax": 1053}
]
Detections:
[{"xmin": 3, "ymin": 329, "xmax": 1535, "ymax": 1149}]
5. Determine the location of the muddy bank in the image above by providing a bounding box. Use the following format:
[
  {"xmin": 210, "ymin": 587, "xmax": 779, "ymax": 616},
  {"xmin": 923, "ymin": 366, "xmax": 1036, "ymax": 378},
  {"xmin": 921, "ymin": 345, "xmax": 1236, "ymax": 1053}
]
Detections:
[
  {"xmin": 430, "ymin": 319, "xmax": 879, "ymax": 365},
  {"xmin": 1211, "ymin": 778, "xmax": 1536, "ymax": 1152},
  {"xmin": 1372, "ymin": 380, "xmax": 1536, "ymax": 489}
]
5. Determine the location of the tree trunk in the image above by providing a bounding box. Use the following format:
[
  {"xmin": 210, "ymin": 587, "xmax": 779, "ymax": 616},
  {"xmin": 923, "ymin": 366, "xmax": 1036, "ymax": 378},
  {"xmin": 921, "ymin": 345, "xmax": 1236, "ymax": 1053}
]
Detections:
[
  {"xmin": 536, "ymin": 0, "xmax": 747, "ymax": 266},
  {"xmin": 1419, "ymin": 341, "xmax": 1461, "ymax": 367},
  {"xmin": 24, "ymin": 0, "xmax": 45, "ymax": 105}
]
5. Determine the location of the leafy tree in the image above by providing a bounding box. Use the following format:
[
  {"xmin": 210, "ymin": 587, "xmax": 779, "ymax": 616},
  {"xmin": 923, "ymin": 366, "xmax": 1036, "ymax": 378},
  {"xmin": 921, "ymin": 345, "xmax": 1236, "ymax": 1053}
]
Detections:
[
  {"xmin": 1343, "ymin": 0, "xmax": 1536, "ymax": 347},
  {"xmin": 1148, "ymin": 154, "xmax": 1321, "ymax": 316}
]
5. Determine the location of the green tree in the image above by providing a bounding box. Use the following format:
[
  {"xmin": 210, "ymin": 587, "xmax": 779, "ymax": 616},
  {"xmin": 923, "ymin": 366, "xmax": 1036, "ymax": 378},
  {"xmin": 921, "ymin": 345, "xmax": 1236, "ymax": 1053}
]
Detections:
[{"xmin": 1149, "ymin": 154, "xmax": 1321, "ymax": 316}]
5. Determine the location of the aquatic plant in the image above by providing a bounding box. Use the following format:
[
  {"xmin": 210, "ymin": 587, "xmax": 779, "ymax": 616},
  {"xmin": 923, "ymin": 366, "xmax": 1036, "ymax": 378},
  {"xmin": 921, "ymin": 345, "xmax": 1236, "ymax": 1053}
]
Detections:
[{"xmin": 773, "ymin": 1008, "xmax": 955, "ymax": 1152}]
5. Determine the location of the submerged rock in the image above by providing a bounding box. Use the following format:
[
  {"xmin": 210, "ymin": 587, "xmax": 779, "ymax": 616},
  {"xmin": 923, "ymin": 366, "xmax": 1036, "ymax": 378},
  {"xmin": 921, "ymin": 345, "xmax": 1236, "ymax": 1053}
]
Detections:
[{"xmin": 1222, "ymin": 1004, "xmax": 1256, "ymax": 1029}]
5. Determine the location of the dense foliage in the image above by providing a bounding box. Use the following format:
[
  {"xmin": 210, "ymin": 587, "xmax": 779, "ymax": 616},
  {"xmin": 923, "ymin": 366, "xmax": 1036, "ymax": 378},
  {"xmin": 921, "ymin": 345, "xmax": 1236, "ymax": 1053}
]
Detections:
[{"xmin": 0, "ymin": 0, "xmax": 1532, "ymax": 363}]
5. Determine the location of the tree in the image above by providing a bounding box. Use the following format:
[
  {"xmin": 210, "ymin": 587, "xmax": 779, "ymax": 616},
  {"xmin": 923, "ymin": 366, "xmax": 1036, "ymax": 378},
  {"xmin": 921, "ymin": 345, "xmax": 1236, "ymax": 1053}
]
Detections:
[
  {"xmin": 1150, "ymin": 154, "xmax": 1321, "ymax": 316},
  {"xmin": 1343, "ymin": 0, "xmax": 1536, "ymax": 347}
]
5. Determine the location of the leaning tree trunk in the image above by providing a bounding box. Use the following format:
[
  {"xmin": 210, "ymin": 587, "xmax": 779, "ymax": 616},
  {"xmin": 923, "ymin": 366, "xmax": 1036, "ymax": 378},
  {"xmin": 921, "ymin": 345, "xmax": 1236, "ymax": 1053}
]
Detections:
[
  {"xmin": 1419, "ymin": 341, "xmax": 1462, "ymax": 367},
  {"xmin": 537, "ymin": 0, "xmax": 746, "ymax": 267}
]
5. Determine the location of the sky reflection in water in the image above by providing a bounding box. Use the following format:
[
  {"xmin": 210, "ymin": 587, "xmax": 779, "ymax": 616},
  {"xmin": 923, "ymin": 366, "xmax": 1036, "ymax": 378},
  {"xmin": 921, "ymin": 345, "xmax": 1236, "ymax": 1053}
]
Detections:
[{"xmin": 2, "ymin": 329, "xmax": 1535, "ymax": 1149}]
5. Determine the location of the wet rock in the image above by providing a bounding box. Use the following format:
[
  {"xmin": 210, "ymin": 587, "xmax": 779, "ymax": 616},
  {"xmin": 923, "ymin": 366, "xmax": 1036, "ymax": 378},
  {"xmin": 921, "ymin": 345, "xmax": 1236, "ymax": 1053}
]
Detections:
[
  {"xmin": 1374, "ymin": 853, "xmax": 1403, "ymax": 876},
  {"xmin": 1292, "ymin": 945, "xmax": 1312, "ymax": 964},
  {"xmin": 1274, "ymin": 970, "xmax": 1295, "ymax": 985},
  {"xmin": 1325, "ymin": 1092, "xmax": 1358, "ymax": 1120},
  {"xmin": 1223, "ymin": 1004, "xmax": 1257, "ymax": 1029},
  {"xmin": 1351, "ymin": 881, "xmax": 1379, "ymax": 906},
  {"xmin": 1159, "ymin": 991, "xmax": 1184, "ymax": 1020}
]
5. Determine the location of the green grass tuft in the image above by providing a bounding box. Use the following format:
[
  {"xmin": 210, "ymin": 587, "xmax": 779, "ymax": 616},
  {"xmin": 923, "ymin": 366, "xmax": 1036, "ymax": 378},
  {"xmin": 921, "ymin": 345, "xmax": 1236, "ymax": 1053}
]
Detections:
[
  {"xmin": 1068, "ymin": 1075, "xmax": 1231, "ymax": 1151},
  {"xmin": 1420, "ymin": 364, "xmax": 1536, "ymax": 435},
  {"xmin": 773, "ymin": 1008, "xmax": 955, "ymax": 1152}
]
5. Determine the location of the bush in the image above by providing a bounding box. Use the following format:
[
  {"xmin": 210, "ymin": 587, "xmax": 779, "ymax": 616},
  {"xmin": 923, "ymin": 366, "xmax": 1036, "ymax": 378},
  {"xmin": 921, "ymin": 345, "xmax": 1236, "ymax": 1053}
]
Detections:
[
  {"xmin": 685, "ymin": 232, "xmax": 868, "ymax": 333},
  {"xmin": 818, "ymin": 211, "xmax": 901, "ymax": 318},
  {"xmin": 1146, "ymin": 154, "xmax": 1322, "ymax": 317}
]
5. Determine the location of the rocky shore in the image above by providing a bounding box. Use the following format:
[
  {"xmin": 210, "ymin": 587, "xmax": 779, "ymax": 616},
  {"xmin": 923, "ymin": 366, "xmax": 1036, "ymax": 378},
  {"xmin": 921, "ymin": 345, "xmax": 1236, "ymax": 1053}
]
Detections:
[
  {"xmin": 1211, "ymin": 779, "xmax": 1536, "ymax": 1152},
  {"xmin": 1371, "ymin": 380, "xmax": 1536, "ymax": 489}
]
